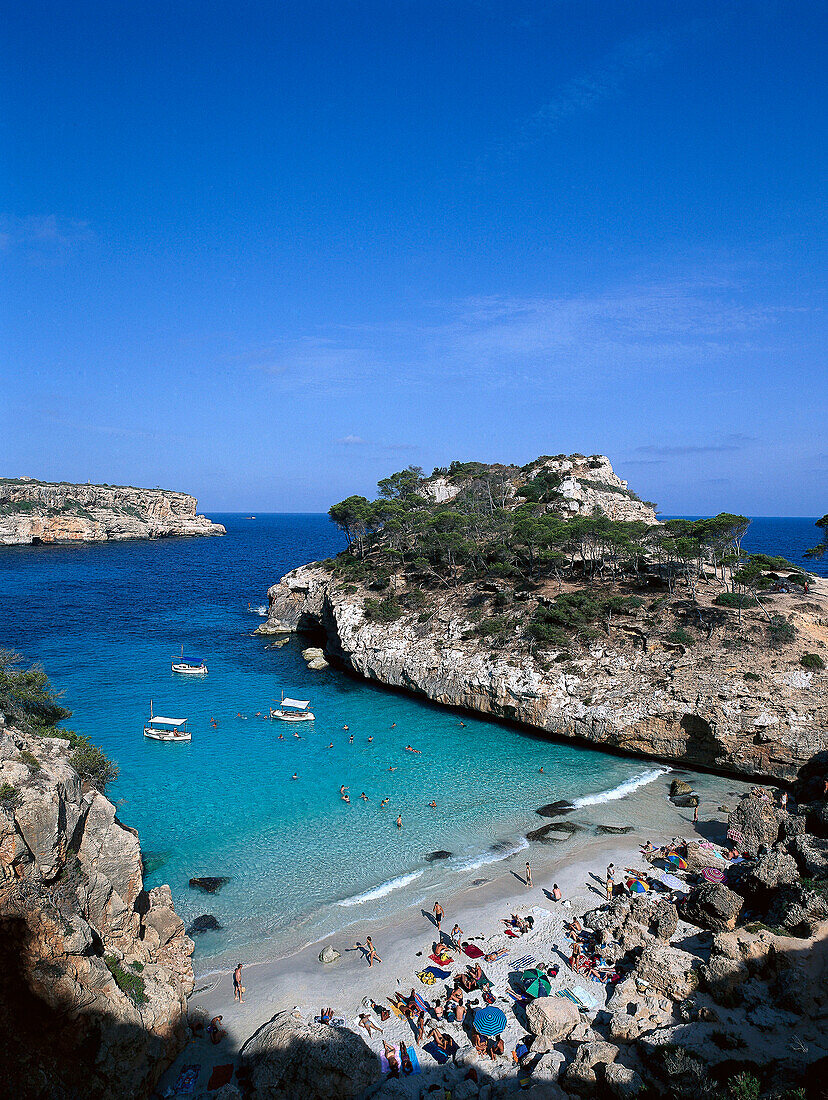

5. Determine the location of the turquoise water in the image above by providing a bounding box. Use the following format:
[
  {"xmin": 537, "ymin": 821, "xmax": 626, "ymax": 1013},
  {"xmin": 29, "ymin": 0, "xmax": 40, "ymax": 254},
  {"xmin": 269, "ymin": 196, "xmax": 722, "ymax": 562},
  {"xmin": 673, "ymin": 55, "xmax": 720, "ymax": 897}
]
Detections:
[{"xmin": 1, "ymin": 515, "xmax": 823, "ymax": 965}]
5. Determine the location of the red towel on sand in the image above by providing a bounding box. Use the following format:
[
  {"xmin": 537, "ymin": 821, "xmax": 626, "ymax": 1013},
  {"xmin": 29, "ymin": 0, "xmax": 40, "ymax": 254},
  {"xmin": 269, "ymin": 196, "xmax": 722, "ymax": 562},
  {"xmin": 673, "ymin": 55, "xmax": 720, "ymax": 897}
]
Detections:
[
  {"xmin": 463, "ymin": 944, "xmax": 484, "ymax": 959},
  {"xmin": 207, "ymin": 1065, "xmax": 233, "ymax": 1090}
]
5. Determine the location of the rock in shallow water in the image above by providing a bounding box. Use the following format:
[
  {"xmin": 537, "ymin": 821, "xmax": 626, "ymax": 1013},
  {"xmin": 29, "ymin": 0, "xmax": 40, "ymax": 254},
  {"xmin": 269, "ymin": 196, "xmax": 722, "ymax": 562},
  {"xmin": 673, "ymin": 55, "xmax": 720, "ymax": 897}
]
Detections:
[
  {"xmin": 425, "ymin": 850, "xmax": 453, "ymax": 861},
  {"xmin": 536, "ymin": 800, "xmax": 575, "ymax": 818},
  {"xmin": 188, "ymin": 913, "xmax": 222, "ymax": 934},
  {"xmin": 189, "ymin": 876, "xmax": 230, "ymax": 893}
]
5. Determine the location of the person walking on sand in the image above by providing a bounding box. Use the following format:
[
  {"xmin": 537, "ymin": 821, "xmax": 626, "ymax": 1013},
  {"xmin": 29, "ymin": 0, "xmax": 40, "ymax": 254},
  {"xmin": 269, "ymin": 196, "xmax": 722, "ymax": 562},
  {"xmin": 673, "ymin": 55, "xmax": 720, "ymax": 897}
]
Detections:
[
  {"xmin": 366, "ymin": 936, "xmax": 382, "ymax": 966},
  {"xmin": 433, "ymin": 901, "xmax": 444, "ymax": 932},
  {"xmin": 451, "ymin": 923, "xmax": 463, "ymax": 950},
  {"xmin": 233, "ymin": 963, "xmax": 244, "ymax": 1003},
  {"xmin": 525, "ymin": 861, "xmax": 533, "ymax": 888}
]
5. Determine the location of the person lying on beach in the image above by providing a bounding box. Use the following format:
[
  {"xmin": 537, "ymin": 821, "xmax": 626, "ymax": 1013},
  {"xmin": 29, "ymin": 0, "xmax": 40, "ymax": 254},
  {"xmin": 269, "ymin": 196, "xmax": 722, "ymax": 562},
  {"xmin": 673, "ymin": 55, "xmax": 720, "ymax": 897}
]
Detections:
[
  {"xmin": 428, "ymin": 1028, "xmax": 458, "ymax": 1061},
  {"xmin": 433, "ymin": 998, "xmax": 444, "ymax": 1020},
  {"xmin": 371, "ymin": 1000, "xmax": 391, "ymax": 1022},
  {"xmin": 641, "ymin": 840, "xmax": 655, "ymax": 853},
  {"xmin": 471, "ymin": 1029, "xmax": 488, "ymax": 1057},
  {"xmin": 319, "ymin": 1006, "xmax": 334, "ymax": 1024},
  {"xmin": 359, "ymin": 1012, "xmax": 383, "ymax": 1036},
  {"xmin": 382, "ymin": 1041, "xmax": 400, "ymax": 1077},
  {"xmin": 413, "ymin": 1010, "xmax": 427, "ymax": 1045},
  {"xmin": 399, "ymin": 1041, "xmax": 415, "ymax": 1075},
  {"xmin": 488, "ymin": 1036, "xmax": 505, "ymax": 1060}
]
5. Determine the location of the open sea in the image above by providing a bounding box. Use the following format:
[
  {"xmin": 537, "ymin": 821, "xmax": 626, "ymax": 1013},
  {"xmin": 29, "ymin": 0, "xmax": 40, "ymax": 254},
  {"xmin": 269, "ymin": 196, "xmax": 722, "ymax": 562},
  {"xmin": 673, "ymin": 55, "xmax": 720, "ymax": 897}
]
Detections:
[{"xmin": 0, "ymin": 514, "xmax": 824, "ymax": 967}]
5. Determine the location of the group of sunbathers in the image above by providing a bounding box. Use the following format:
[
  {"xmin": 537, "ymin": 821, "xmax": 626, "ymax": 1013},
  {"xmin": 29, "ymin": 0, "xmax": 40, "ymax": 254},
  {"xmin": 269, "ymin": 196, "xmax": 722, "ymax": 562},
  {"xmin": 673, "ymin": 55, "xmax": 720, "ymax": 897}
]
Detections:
[{"xmin": 500, "ymin": 912, "xmax": 534, "ymax": 935}]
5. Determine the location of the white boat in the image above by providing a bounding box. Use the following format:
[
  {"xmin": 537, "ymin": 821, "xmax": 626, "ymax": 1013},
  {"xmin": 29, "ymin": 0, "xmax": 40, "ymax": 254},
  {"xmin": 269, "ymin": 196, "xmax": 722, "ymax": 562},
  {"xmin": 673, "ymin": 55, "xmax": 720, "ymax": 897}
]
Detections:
[
  {"xmin": 270, "ymin": 693, "xmax": 315, "ymax": 722},
  {"xmin": 144, "ymin": 702, "xmax": 191, "ymax": 742},
  {"xmin": 171, "ymin": 645, "xmax": 207, "ymax": 675}
]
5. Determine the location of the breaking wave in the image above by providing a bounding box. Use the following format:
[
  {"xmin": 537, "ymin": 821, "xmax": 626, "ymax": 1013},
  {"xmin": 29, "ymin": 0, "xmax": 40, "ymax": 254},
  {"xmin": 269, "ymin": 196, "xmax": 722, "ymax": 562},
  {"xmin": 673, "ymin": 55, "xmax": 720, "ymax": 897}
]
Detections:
[
  {"xmin": 570, "ymin": 766, "xmax": 669, "ymax": 808},
  {"xmin": 336, "ymin": 869, "xmax": 425, "ymax": 907}
]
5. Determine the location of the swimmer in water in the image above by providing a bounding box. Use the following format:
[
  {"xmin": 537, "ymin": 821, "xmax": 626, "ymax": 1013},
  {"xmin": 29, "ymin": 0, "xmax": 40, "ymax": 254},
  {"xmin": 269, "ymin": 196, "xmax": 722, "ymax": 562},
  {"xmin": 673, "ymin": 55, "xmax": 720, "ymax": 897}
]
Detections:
[
  {"xmin": 294, "ymin": 732, "xmax": 302, "ymax": 739},
  {"xmin": 361, "ymin": 792, "xmax": 369, "ymax": 801},
  {"xmin": 391, "ymin": 722, "xmax": 396, "ymax": 728},
  {"xmin": 396, "ymin": 814, "xmax": 402, "ymax": 829},
  {"xmin": 389, "ymin": 766, "xmax": 398, "ymax": 772},
  {"xmin": 342, "ymin": 793, "xmax": 350, "ymax": 803},
  {"xmin": 381, "ymin": 798, "xmax": 389, "ymax": 807},
  {"xmin": 460, "ymin": 721, "xmax": 466, "ymax": 727},
  {"xmin": 367, "ymin": 736, "xmax": 374, "ymax": 743},
  {"xmin": 278, "ymin": 734, "xmax": 285, "ymax": 741},
  {"xmin": 349, "ymin": 735, "xmax": 354, "ymax": 744},
  {"xmin": 291, "ymin": 773, "xmax": 298, "ymax": 780},
  {"xmin": 405, "ymin": 745, "xmax": 422, "ymax": 754},
  {"xmin": 327, "ymin": 742, "xmax": 333, "ymax": 749},
  {"xmin": 539, "ymin": 767, "xmax": 544, "ymax": 774},
  {"xmin": 343, "ymin": 725, "xmax": 349, "ymax": 731},
  {"xmin": 428, "ymin": 800, "xmax": 436, "ymax": 808},
  {"xmin": 340, "ymin": 785, "xmax": 349, "ymax": 795}
]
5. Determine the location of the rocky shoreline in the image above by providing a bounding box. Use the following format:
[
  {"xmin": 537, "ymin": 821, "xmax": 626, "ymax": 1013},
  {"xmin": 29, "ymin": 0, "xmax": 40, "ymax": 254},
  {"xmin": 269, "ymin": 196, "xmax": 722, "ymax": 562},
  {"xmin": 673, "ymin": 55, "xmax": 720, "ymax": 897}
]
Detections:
[
  {"xmin": 0, "ymin": 720, "xmax": 194, "ymax": 1099},
  {"xmin": 257, "ymin": 564, "xmax": 828, "ymax": 786},
  {"xmin": 0, "ymin": 478, "xmax": 225, "ymax": 544}
]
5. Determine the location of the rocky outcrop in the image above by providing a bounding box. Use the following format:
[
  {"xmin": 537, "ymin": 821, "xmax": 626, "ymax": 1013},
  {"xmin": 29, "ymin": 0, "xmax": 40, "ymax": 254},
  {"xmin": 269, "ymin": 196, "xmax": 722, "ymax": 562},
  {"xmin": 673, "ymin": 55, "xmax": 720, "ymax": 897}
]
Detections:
[
  {"xmin": 239, "ymin": 1010, "xmax": 381, "ymax": 1099},
  {"xmin": 0, "ymin": 477, "xmax": 225, "ymax": 544},
  {"xmin": 0, "ymin": 724, "xmax": 194, "ymax": 1099},
  {"xmin": 257, "ymin": 563, "xmax": 828, "ymax": 784}
]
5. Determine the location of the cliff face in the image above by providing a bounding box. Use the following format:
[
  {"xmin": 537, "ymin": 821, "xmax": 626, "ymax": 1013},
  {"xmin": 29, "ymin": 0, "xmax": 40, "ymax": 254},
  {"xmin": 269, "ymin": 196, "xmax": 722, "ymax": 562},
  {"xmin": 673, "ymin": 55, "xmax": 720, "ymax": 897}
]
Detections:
[
  {"xmin": 422, "ymin": 454, "xmax": 658, "ymax": 524},
  {"xmin": 259, "ymin": 565, "xmax": 828, "ymax": 784},
  {"xmin": 0, "ymin": 478, "xmax": 226, "ymax": 545},
  {"xmin": 0, "ymin": 723, "xmax": 194, "ymax": 1099}
]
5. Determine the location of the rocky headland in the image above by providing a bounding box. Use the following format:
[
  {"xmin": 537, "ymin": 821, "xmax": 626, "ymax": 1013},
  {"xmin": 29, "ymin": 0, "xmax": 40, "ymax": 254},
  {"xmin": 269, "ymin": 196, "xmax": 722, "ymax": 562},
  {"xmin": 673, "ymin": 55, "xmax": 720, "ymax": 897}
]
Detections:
[
  {"xmin": 0, "ymin": 719, "xmax": 194, "ymax": 1099},
  {"xmin": 0, "ymin": 477, "xmax": 225, "ymax": 544},
  {"xmin": 258, "ymin": 456, "xmax": 827, "ymax": 785}
]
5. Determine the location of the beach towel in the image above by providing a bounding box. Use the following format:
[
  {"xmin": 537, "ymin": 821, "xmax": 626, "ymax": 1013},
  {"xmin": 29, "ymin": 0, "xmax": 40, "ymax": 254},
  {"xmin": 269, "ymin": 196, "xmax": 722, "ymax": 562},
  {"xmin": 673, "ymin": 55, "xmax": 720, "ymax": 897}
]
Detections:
[
  {"xmin": 173, "ymin": 1065, "xmax": 200, "ymax": 1095},
  {"xmin": 413, "ymin": 992, "xmax": 430, "ymax": 1014},
  {"xmin": 424, "ymin": 965, "xmax": 450, "ymax": 979},
  {"xmin": 504, "ymin": 928, "xmax": 519, "ymax": 937},
  {"xmin": 207, "ymin": 1065, "xmax": 233, "ymax": 1090},
  {"xmin": 555, "ymin": 986, "xmax": 598, "ymax": 1010},
  {"xmin": 485, "ymin": 949, "xmax": 509, "ymax": 963},
  {"xmin": 513, "ymin": 955, "xmax": 535, "ymax": 970},
  {"xmin": 422, "ymin": 1040, "xmax": 449, "ymax": 1065},
  {"xmin": 384, "ymin": 1044, "xmax": 421, "ymax": 1076},
  {"xmin": 463, "ymin": 943, "xmax": 484, "ymax": 959},
  {"xmin": 478, "ymin": 969, "xmax": 494, "ymax": 990},
  {"xmin": 418, "ymin": 970, "xmax": 437, "ymax": 985},
  {"xmin": 506, "ymin": 988, "xmax": 527, "ymax": 1004},
  {"xmin": 429, "ymin": 953, "xmax": 453, "ymax": 966},
  {"xmin": 515, "ymin": 1041, "xmax": 530, "ymax": 1061},
  {"xmin": 386, "ymin": 999, "xmax": 405, "ymax": 1018}
]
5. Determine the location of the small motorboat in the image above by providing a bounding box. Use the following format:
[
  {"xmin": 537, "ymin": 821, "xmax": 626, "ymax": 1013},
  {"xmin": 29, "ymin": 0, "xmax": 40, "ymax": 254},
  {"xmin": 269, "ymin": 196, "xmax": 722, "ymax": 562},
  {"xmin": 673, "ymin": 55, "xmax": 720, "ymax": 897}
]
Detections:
[
  {"xmin": 270, "ymin": 693, "xmax": 315, "ymax": 722},
  {"xmin": 144, "ymin": 702, "xmax": 191, "ymax": 742},
  {"xmin": 171, "ymin": 645, "xmax": 207, "ymax": 675}
]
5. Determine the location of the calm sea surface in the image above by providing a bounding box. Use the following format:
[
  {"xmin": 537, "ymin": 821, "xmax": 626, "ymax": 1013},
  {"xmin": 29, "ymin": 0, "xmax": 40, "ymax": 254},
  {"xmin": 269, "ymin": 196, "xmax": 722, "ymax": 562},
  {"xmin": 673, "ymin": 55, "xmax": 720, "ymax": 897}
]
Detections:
[{"xmin": 0, "ymin": 515, "xmax": 824, "ymax": 963}]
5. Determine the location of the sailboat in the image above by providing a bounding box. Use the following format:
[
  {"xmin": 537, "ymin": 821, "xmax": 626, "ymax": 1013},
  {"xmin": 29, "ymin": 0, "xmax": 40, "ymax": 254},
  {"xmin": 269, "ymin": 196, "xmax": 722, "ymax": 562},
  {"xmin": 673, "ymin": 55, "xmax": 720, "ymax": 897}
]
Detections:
[
  {"xmin": 270, "ymin": 692, "xmax": 315, "ymax": 722},
  {"xmin": 171, "ymin": 645, "xmax": 208, "ymax": 676},
  {"xmin": 143, "ymin": 700, "xmax": 191, "ymax": 742}
]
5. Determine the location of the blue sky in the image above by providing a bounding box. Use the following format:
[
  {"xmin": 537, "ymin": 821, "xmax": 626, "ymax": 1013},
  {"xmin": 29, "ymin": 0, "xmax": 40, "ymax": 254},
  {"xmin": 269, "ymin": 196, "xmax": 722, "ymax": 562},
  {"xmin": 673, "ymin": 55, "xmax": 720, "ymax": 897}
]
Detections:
[{"xmin": 2, "ymin": 1, "xmax": 825, "ymax": 514}]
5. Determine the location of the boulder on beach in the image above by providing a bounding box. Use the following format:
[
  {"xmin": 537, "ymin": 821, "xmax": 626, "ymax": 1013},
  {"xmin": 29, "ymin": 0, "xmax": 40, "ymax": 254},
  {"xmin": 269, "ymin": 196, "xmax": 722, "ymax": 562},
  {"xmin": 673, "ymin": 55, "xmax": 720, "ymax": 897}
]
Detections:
[
  {"xmin": 526, "ymin": 822, "xmax": 579, "ymax": 843},
  {"xmin": 188, "ymin": 913, "xmax": 222, "ymax": 934},
  {"xmin": 681, "ymin": 884, "xmax": 743, "ymax": 932},
  {"xmin": 670, "ymin": 779, "xmax": 693, "ymax": 798},
  {"xmin": 526, "ymin": 995, "xmax": 580, "ymax": 1041},
  {"xmin": 240, "ymin": 1010, "xmax": 381, "ymax": 1099},
  {"xmin": 596, "ymin": 824, "xmax": 634, "ymax": 835},
  {"xmin": 189, "ymin": 876, "xmax": 230, "ymax": 894},
  {"xmin": 727, "ymin": 793, "xmax": 783, "ymax": 856},
  {"xmin": 319, "ymin": 945, "xmax": 341, "ymax": 964},
  {"xmin": 536, "ymin": 800, "xmax": 575, "ymax": 818}
]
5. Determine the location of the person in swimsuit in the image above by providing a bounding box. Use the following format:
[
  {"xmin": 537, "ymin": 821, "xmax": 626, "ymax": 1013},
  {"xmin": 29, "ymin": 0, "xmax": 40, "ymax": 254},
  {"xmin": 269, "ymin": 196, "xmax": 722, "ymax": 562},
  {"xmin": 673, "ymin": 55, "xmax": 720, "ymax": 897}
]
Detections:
[
  {"xmin": 233, "ymin": 963, "xmax": 243, "ymax": 1002},
  {"xmin": 208, "ymin": 1015, "xmax": 225, "ymax": 1044},
  {"xmin": 361, "ymin": 792, "xmax": 369, "ymax": 801},
  {"xmin": 552, "ymin": 883, "xmax": 562, "ymax": 901},
  {"xmin": 327, "ymin": 742, "xmax": 333, "ymax": 748},
  {"xmin": 367, "ymin": 735, "xmax": 374, "ymax": 742},
  {"xmin": 389, "ymin": 765, "xmax": 398, "ymax": 772},
  {"xmin": 451, "ymin": 923, "xmax": 463, "ymax": 949},
  {"xmin": 405, "ymin": 745, "xmax": 422, "ymax": 753},
  {"xmin": 349, "ymin": 735, "xmax": 354, "ymax": 743},
  {"xmin": 396, "ymin": 814, "xmax": 402, "ymax": 828},
  {"xmin": 525, "ymin": 861, "xmax": 533, "ymax": 887},
  {"xmin": 383, "ymin": 1040, "xmax": 400, "ymax": 1077},
  {"xmin": 291, "ymin": 773, "xmax": 298, "ymax": 780},
  {"xmin": 340, "ymin": 785, "xmax": 348, "ymax": 794},
  {"xmin": 428, "ymin": 800, "xmax": 436, "ymax": 808},
  {"xmin": 278, "ymin": 734, "xmax": 285, "ymax": 741},
  {"xmin": 342, "ymin": 793, "xmax": 350, "ymax": 803},
  {"xmin": 359, "ymin": 1012, "xmax": 383, "ymax": 1036},
  {"xmin": 343, "ymin": 724, "xmax": 349, "ymax": 730},
  {"xmin": 432, "ymin": 901, "xmax": 444, "ymax": 931},
  {"xmin": 366, "ymin": 936, "xmax": 382, "ymax": 966},
  {"xmin": 381, "ymin": 798, "xmax": 389, "ymax": 807}
]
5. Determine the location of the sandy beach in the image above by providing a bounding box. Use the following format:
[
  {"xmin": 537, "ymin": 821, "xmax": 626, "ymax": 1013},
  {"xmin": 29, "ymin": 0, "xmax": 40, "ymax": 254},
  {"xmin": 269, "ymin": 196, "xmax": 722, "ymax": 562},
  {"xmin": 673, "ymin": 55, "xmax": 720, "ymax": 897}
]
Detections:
[{"xmin": 157, "ymin": 768, "xmax": 752, "ymax": 1096}]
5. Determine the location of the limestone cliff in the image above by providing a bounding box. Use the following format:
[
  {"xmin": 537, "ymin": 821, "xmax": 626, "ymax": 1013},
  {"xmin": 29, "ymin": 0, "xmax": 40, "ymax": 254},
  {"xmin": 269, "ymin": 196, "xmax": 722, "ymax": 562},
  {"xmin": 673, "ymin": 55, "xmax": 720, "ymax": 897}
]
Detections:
[
  {"xmin": 259, "ymin": 565, "xmax": 828, "ymax": 784},
  {"xmin": 0, "ymin": 477, "xmax": 225, "ymax": 545},
  {"xmin": 0, "ymin": 722, "xmax": 194, "ymax": 1099}
]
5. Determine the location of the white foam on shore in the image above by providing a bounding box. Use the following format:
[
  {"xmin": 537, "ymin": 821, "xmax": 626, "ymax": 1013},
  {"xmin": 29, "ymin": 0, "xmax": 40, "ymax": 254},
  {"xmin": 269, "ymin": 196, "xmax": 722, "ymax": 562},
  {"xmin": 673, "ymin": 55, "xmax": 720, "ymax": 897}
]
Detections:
[
  {"xmin": 449, "ymin": 836, "xmax": 530, "ymax": 874},
  {"xmin": 337, "ymin": 869, "xmax": 425, "ymax": 907},
  {"xmin": 570, "ymin": 766, "xmax": 670, "ymax": 808}
]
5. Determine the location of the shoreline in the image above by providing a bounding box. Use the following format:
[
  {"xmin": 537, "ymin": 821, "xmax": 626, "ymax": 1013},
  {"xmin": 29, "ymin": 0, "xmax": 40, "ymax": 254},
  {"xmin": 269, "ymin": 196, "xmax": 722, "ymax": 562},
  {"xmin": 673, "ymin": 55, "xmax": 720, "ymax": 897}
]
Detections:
[{"xmin": 158, "ymin": 767, "xmax": 753, "ymax": 1095}]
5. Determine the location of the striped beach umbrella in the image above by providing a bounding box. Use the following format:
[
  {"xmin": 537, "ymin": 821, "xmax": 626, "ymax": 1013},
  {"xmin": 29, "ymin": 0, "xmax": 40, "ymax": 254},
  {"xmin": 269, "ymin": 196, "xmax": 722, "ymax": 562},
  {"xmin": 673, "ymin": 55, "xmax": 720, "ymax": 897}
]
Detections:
[
  {"xmin": 474, "ymin": 1006, "xmax": 507, "ymax": 1037},
  {"xmin": 700, "ymin": 866, "xmax": 725, "ymax": 883},
  {"xmin": 627, "ymin": 878, "xmax": 649, "ymax": 893},
  {"xmin": 521, "ymin": 968, "xmax": 551, "ymax": 999},
  {"xmin": 665, "ymin": 853, "xmax": 688, "ymax": 870}
]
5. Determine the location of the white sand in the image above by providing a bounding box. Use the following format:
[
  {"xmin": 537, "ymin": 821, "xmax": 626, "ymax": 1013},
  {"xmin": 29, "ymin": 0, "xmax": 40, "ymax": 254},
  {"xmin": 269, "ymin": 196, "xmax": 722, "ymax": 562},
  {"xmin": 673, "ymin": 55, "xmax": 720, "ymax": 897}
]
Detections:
[{"xmin": 156, "ymin": 768, "xmax": 752, "ymax": 1095}]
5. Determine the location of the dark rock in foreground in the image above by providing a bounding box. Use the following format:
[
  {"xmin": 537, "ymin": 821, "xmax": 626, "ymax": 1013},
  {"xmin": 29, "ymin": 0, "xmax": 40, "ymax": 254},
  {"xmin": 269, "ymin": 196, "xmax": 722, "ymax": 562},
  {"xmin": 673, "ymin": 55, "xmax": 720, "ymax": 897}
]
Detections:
[
  {"xmin": 189, "ymin": 876, "xmax": 230, "ymax": 893},
  {"xmin": 682, "ymin": 883, "xmax": 744, "ymax": 932}
]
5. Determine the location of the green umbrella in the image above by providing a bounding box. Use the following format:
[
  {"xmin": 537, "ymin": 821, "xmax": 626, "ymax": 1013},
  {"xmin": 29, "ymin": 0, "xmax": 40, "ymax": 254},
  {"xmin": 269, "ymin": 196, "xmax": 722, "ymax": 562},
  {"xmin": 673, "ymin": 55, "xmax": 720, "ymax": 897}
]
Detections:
[{"xmin": 521, "ymin": 968, "xmax": 551, "ymax": 999}]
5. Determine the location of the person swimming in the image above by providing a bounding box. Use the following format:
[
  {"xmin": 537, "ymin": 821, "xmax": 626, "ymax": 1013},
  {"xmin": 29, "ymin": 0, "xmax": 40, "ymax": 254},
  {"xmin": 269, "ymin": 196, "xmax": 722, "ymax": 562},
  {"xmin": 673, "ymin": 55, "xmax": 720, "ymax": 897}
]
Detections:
[
  {"xmin": 291, "ymin": 773, "xmax": 298, "ymax": 780},
  {"xmin": 396, "ymin": 814, "xmax": 402, "ymax": 828},
  {"xmin": 367, "ymin": 736, "xmax": 374, "ymax": 743},
  {"xmin": 389, "ymin": 765, "xmax": 398, "ymax": 772},
  {"xmin": 343, "ymin": 724, "xmax": 349, "ymax": 730},
  {"xmin": 278, "ymin": 734, "xmax": 284, "ymax": 741},
  {"xmin": 349, "ymin": 735, "xmax": 354, "ymax": 743},
  {"xmin": 361, "ymin": 792, "xmax": 369, "ymax": 801},
  {"xmin": 342, "ymin": 794, "xmax": 350, "ymax": 803},
  {"xmin": 405, "ymin": 745, "xmax": 422, "ymax": 753},
  {"xmin": 381, "ymin": 798, "xmax": 389, "ymax": 807},
  {"xmin": 428, "ymin": 800, "xmax": 437, "ymax": 808},
  {"xmin": 326, "ymin": 742, "xmax": 333, "ymax": 748}
]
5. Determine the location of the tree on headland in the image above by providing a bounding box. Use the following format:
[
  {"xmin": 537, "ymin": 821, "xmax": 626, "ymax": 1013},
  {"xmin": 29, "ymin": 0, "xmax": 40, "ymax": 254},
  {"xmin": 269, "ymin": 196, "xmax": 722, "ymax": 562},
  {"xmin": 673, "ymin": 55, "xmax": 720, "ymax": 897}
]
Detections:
[{"xmin": 805, "ymin": 514, "xmax": 828, "ymax": 560}]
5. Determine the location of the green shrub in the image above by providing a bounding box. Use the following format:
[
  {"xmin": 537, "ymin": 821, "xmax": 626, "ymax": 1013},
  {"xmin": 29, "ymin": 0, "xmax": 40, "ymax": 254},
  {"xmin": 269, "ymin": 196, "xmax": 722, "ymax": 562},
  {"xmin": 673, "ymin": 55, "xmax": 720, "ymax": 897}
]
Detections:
[
  {"xmin": 474, "ymin": 616, "xmax": 509, "ymax": 636},
  {"xmin": 70, "ymin": 739, "xmax": 119, "ymax": 792},
  {"xmin": 129, "ymin": 961, "xmax": 144, "ymax": 973},
  {"xmin": 722, "ymin": 1072, "xmax": 761, "ymax": 1100},
  {"xmin": 714, "ymin": 591, "xmax": 755, "ymax": 609},
  {"xmin": 104, "ymin": 955, "xmax": 148, "ymax": 1005},
  {"xmin": 18, "ymin": 749, "xmax": 41, "ymax": 772},
  {"xmin": 364, "ymin": 596, "xmax": 404, "ymax": 623},
  {"xmin": 767, "ymin": 614, "xmax": 796, "ymax": 649},
  {"xmin": 666, "ymin": 627, "xmax": 695, "ymax": 646},
  {"xmin": 0, "ymin": 783, "xmax": 18, "ymax": 807},
  {"xmin": 800, "ymin": 652, "xmax": 825, "ymax": 670}
]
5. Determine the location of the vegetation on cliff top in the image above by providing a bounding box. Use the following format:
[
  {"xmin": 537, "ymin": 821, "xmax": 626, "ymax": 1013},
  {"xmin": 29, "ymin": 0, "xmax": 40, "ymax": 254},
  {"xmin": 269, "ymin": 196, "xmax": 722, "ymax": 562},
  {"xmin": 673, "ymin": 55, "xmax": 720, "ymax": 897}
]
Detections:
[
  {"xmin": 325, "ymin": 460, "xmax": 819, "ymax": 655},
  {"xmin": 0, "ymin": 650, "xmax": 118, "ymax": 791}
]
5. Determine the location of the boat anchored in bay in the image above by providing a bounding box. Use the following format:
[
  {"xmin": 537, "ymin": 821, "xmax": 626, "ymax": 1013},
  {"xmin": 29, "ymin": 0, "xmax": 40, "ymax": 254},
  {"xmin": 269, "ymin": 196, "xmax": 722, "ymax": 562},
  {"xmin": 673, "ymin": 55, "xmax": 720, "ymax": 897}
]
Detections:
[
  {"xmin": 144, "ymin": 702, "xmax": 191, "ymax": 742},
  {"xmin": 270, "ymin": 693, "xmax": 315, "ymax": 722},
  {"xmin": 171, "ymin": 645, "xmax": 207, "ymax": 675}
]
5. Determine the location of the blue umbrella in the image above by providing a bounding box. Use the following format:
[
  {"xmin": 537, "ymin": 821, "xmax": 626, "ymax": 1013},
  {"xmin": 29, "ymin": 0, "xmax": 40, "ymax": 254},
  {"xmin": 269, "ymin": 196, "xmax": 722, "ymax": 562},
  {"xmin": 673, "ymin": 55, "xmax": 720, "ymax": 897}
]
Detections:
[{"xmin": 473, "ymin": 1006, "xmax": 507, "ymax": 1037}]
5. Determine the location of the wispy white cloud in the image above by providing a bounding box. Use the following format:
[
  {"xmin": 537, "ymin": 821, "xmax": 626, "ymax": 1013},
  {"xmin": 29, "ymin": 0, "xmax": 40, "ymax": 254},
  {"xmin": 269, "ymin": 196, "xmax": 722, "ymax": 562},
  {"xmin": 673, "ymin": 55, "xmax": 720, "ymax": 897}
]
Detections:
[
  {"xmin": 0, "ymin": 214, "xmax": 94, "ymax": 262},
  {"xmin": 337, "ymin": 434, "xmax": 367, "ymax": 445},
  {"xmin": 635, "ymin": 433, "xmax": 757, "ymax": 457}
]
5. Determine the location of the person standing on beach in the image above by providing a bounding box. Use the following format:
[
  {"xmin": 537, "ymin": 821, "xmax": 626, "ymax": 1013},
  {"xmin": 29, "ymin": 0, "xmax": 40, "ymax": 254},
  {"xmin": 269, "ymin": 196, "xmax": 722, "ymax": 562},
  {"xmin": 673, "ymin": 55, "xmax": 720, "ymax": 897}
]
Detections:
[
  {"xmin": 606, "ymin": 863, "xmax": 615, "ymax": 900},
  {"xmin": 433, "ymin": 901, "xmax": 444, "ymax": 933},
  {"xmin": 525, "ymin": 862, "xmax": 533, "ymax": 888},
  {"xmin": 366, "ymin": 936, "xmax": 382, "ymax": 966},
  {"xmin": 233, "ymin": 963, "xmax": 244, "ymax": 1003},
  {"xmin": 693, "ymin": 803, "xmax": 699, "ymax": 824}
]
